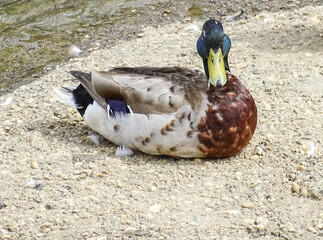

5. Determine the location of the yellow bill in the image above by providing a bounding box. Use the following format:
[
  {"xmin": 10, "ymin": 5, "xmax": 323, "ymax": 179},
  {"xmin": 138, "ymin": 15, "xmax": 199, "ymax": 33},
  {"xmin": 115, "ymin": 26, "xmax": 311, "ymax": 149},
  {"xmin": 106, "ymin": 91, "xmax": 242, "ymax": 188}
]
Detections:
[{"xmin": 207, "ymin": 48, "xmax": 227, "ymax": 88}]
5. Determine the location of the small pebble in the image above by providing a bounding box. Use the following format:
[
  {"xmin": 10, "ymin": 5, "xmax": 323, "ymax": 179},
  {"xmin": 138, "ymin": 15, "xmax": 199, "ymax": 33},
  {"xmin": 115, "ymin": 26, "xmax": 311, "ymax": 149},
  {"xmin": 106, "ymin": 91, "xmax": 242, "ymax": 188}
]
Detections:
[
  {"xmin": 310, "ymin": 17, "xmax": 319, "ymax": 24},
  {"xmin": 137, "ymin": 32, "xmax": 144, "ymax": 38},
  {"xmin": 35, "ymin": 183, "xmax": 43, "ymax": 190},
  {"xmin": 265, "ymin": 133, "xmax": 274, "ymax": 142},
  {"xmin": 194, "ymin": 158, "xmax": 202, "ymax": 163},
  {"xmin": 31, "ymin": 161, "xmax": 38, "ymax": 169},
  {"xmin": 134, "ymin": 230, "xmax": 148, "ymax": 236},
  {"xmin": 234, "ymin": 171, "xmax": 242, "ymax": 180},
  {"xmin": 241, "ymin": 202, "xmax": 254, "ymax": 208},
  {"xmin": 282, "ymin": 178, "xmax": 289, "ymax": 183},
  {"xmin": 244, "ymin": 219, "xmax": 255, "ymax": 225},
  {"xmin": 45, "ymin": 204, "xmax": 54, "ymax": 210},
  {"xmin": 3, "ymin": 120, "xmax": 13, "ymax": 127},
  {"xmin": 117, "ymin": 181, "xmax": 123, "ymax": 188},
  {"xmin": 44, "ymin": 175, "xmax": 51, "ymax": 180},
  {"xmin": 249, "ymin": 155, "xmax": 259, "ymax": 161},
  {"xmin": 256, "ymin": 224, "xmax": 265, "ymax": 230},
  {"xmin": 237, "ymin": 63, "xmax": 248, "ymax": 69},
  {"xmin": 0, "ymin": 200, "xmax": 5, "ymax": 209},
  {"xmin": 301, "ymin": 144, "xmax": 308, "ymax": 152},
  {"xmin": 89, "ymin": 195, "xmax": 100, "ymax": 202},
  {"xmin": 300, "ymin": 188, "xmax": 308, "ymax": 197},
  {"xmin": 256, "ymin": 217, "xmax": 268, "ymax": 229},
  {"xmin": 41, "ymin": 222, "xmax": 52, "ymax": 229},
  {"xmin": 74, "ymin": 162, "xmax": 83, "ymax": 168},
  {"xmin": 0, "ymin": 128, "xmax": 5, "ymax": 136},
  {"xmin": 255, "ymin": 146, "xmax": 264, "ymax": 155},
  {"xmin": 85, "ymin": 186, "xmax": 94, "ymax": 191},
  {"xmin": 26, "ymin": 178, "xmax": 36, "ymax": 188},
  {"xmin": 298, "ymin": 165, "xmax": 306, "ymax": 171},
  {"xmin": 1, "ymin": 235, "xmax": 12, "ymax": 240},
  {"xmin": 291, "ymin": 183, "xmax": 300, "ymax": 194},
  {"xmin": 97, "ymin": 173, "xmax": 105, "ymax": 178},
  {"xmin": 307, "ymin": 226, "xmax": 317, "ymax": 233},
  {"xmin": 260, "ymin": 119, "xmax": 267, "ymax": 124},
  {"xmin": 125, "ymin": 227, "xmax": 136, "ymax": 233},
  {"xmin": 204, "ymin": 161, "xmax": 212, "ymax": 167},
  {"xmin": 187, "ymin": 183, "xmax": 194, "ymax": 188},
  {"xmin": 146, "ymin": 169, "xmax": 154, "ymax": 174},
  {"xmin": 224, "ymin": 210, "xmax": 241, "ymax": 215},
  {"xmin": 149, "ymin": 204, "xmax": 163, "ymax": 213}
]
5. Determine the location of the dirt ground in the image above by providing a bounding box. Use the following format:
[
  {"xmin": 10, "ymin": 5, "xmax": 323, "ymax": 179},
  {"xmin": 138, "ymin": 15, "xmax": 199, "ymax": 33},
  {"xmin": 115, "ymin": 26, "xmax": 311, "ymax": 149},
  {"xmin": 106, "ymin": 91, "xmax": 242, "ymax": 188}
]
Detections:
[{"xmin": 0, "ymin": 5, "xmax": 322, "ymax": 240}]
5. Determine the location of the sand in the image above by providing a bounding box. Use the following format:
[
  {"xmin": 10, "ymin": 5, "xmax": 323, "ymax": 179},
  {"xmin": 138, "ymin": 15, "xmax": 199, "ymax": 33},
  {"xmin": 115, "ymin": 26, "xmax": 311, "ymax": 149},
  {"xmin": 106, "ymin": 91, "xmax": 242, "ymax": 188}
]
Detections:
[{"xmin": 0, "ymin": 5, "xmax": 322, "ymax": 240}]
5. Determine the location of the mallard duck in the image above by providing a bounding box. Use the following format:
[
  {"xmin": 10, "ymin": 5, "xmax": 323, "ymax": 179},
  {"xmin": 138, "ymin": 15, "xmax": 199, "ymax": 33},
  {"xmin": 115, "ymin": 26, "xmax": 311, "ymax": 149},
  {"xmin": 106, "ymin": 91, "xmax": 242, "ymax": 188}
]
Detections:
[{"xmin": 55, "ymin": 20, "xmax": 257, "ymax": 158}]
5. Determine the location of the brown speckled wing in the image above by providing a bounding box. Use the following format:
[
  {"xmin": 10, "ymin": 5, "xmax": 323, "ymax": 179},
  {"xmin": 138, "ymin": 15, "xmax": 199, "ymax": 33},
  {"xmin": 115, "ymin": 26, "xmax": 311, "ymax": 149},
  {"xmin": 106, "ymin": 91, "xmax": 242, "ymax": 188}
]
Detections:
[{"xmin": 92, "ymin": 67, "xmax": 207, "ymax": 115}]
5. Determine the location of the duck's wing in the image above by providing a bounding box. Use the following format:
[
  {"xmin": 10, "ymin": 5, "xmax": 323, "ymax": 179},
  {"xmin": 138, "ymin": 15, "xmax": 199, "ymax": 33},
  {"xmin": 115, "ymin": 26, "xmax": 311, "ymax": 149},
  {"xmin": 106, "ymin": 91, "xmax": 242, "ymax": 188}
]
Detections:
[
  {"xmin": 73, "ymin": 67, "xmax": 207, "ymax": 115},
  {"xmin": 69, "ymin": 71, "xmax": 108, "ymax": 111}
]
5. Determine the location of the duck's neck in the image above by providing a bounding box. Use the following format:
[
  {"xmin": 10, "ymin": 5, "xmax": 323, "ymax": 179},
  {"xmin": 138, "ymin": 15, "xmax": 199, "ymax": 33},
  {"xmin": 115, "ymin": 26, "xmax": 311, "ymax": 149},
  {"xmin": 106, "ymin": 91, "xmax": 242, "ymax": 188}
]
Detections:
[
  {"xmin": 224, "ymin": 56, "xmax": 230, "ymax": 72},
  {"xmin": 202, "ymin": 59, "xmax": 209, "ymax": 79}
]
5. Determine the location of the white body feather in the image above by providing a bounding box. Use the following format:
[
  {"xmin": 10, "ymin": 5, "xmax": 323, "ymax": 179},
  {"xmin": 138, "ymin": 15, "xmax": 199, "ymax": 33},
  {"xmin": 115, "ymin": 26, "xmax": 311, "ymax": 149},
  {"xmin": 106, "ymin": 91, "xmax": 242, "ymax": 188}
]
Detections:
[
  {"xmin": 83, "ymin": 101, "xmax": 206, "ymax": 158},
  {"xmin": 56, "ymin": 86, "xmax": 207, "ymax": 158}
]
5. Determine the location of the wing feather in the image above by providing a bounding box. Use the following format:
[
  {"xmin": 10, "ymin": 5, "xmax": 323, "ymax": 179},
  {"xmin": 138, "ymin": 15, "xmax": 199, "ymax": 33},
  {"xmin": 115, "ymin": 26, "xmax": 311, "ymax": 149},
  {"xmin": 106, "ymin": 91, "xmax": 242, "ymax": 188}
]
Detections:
[{"xmin": 78, "ymin": 67, "xmax": 207, "ymax": 115}]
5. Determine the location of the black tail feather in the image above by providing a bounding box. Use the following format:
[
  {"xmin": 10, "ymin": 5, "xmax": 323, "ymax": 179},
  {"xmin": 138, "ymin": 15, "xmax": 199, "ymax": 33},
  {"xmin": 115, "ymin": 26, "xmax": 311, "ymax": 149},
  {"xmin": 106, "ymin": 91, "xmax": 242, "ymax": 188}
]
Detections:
[
  {"xmin": 73, "ymin": 84, "xmax": 94, "ymax": 117},
  {"xmin": 70, "ymin": 71, "xmax": 107, "ymax": 115}
]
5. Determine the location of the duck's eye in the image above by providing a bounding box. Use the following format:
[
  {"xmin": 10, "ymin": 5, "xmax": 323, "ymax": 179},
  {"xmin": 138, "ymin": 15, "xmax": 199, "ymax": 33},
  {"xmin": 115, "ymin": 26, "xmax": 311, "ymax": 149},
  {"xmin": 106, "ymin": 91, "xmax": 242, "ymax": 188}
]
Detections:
[
  {"xmin": 219, "ymin": 58, "xmax": 221, "ymax": 63},
  {"xmin": 211, "ymin": 58, "xmax": 214, "ymax": 63}
]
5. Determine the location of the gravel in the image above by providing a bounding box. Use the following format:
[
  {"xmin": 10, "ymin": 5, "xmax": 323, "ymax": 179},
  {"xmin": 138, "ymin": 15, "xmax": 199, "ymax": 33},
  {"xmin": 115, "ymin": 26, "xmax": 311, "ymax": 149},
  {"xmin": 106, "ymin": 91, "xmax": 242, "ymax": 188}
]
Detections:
[{"xmin": 0, "ymin": 5, "xmax": 322, "ymax": 240}]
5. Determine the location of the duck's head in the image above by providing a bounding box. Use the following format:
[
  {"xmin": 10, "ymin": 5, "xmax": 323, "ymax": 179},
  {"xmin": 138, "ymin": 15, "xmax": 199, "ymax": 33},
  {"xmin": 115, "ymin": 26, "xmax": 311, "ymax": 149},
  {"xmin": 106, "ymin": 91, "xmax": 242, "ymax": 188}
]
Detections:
[{"xmin": 197, "ymin": 20, "xmax": 231, "ymax": 88}]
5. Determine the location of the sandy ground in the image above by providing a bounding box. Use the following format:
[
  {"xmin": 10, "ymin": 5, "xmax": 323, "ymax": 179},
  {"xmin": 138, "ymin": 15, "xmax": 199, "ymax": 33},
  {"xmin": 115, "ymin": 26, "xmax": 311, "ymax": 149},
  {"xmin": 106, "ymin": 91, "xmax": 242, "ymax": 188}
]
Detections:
[{"xmin": 1, "ymin": 5, "xmax": 322, "ymax": 240}]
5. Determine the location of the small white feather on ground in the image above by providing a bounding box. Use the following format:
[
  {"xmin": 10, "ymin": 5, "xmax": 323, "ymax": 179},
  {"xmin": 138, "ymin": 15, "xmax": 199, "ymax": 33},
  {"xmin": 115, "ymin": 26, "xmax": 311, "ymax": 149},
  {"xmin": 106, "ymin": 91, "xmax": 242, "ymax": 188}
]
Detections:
[
  {"xmin": 306, "ymin": 141, "xmax": 316, "ymax": 158},
  {"xmin": 86, "ymin": 134, "xmax": 100, "ymax": 145},
  {"xmin": 0, "ymin": 96, "xmax": 13, "ymax": 106},
  {"xmin": 183, "ymin": 23, "xmax": 200, "ymax": 32},
  {"xmin": 115, "ymin": 145, "xmax": 135, "ymax": 156},
  {"xmin": 66, "ymin": 44, "xmax": 83, "ymax": 57}
]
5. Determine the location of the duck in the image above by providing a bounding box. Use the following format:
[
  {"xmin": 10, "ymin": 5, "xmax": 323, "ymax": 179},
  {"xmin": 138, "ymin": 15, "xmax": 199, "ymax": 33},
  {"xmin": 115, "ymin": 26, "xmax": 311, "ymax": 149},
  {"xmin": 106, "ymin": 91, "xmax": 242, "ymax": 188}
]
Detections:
[{"xmin": 55, "ymin": 19, "xmax": 257, "ymax": 158}]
